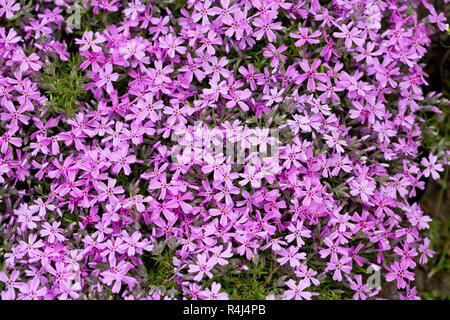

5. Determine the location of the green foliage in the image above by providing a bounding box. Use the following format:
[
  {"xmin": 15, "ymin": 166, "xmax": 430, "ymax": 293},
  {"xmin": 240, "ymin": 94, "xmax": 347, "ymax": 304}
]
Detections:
[
  {"xmin": 143, "ymin": 240, "xmax": 178, "ymax": 295},
  {"xmin": 39, "ymin": 53, "xmax": 89, "ymax": 115},
  {"xmin": 419, "ymin": 68, "xmax": 450, "ymax": 298},
  {"xmin": 427, "ymin": 216, "xmax": 450, "ymax": 278},
  {"xmin": 217, "ymin": 258, "xmax": 279, "ymax": 300},
  {"xmin": 421, "ymin": 290, "xmax": 450, "ymax": 300}
]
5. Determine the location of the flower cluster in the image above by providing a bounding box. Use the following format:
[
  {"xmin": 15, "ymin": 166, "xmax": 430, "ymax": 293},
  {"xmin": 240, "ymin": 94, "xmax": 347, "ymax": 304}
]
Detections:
[{"xmin": 0, "ymin": 0, "xmax": 448, "ymax": 300}]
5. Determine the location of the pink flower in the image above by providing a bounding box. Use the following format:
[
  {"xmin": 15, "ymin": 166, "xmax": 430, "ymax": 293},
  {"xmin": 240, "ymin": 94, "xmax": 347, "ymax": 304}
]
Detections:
[
  {"xmin": 159, "ymin": 34, "xmax": 186, "ymax": 58},
  {"xmin": 94, "ymin": 178, "xmax": 124, "ymax": 204},
  {"xmin": 333, "ymin": 22, "xmax": 364, "ymax": 49},
  {"xmin": 204, "ymin": 56, "xmax": 230, "ymax": 83},
  {"xmin": 428, "ymin": 7, "xmax": 447, "ymax": 32},
  {"xmin": 285, "ymin": 220, "xmax": 311, "ymax": 247},
  {"xmin": 290, "ymin": 27, "xmax": 321, "ymax": 47},
  {"xmin": 0, "ymin": 0, "xmax": 20, "ymax": 19},
  {"xmin": 296, "ymin": 58, "xmax": 328, "ymax": 92},
  {"xmin": 418, "ymin": 238, "xmax": 435, "ymax": 264},
  {"xmin": 97, "ymin": 63, "xmax": 119, "ymax": 93},
  {"xmin": 325, "ymin": 255, "xmax": 352, "ymax": 281},
  {"xmin": 252, "ymin": 14, "xmax": 283, "ymax": 42},
  {"xmin": 347, "ymin": 274, "xmax": 370, "ymax": 300},
  {"xmin": 39, "ymin": 221, "xmax": 66, "ymax": 243},
  {"xmin": 349, "ymin": 177, "xmax": 376, "ymax": 203},
  {"xmin": 0, "ymin": 270, "xmax": 23, "ymax": 300},
  {"xmin": 101, "ymin": 257, "xmax": 137, "ymax": 294},
  {"xmin": 385, "ymin": 260, "xmax": 415, "ymax": 289},
  {"xmin": 12, "ymin": 49, "xmax": 41, "ymax": 72},
  {"xmin": 188, "ymin": 253, "xmax": 215, "ymax": 282},
  {"xmin": 17, "ymin": 277, "xmax": 47, "ymax": 300},
  {"xmin": 239, "ymin": 165, "xmax": 264, "ymax": 188},
  {"xmin": 421, "ymin": 153, "xmax": 444, "ymax": 180},
  {"xmin": 277, "ymin": 245, "xmax": 306, "ymax": 268},
  {"xmin": 324, "ymin": 131, "xmax": 347, "ymax": 154},
  {"xmin": 283, "ymin": 279, "xmax": 314, "ymax": 300},
  {"xmin": 200, "ymin": 282, "xmax": 229, "ymax": 300},
  {"xmin": 192, "ymin": 0, "xmax": 216, "ymax": 26},
  {"xmin": 110, "ymin": 148, "xmax": 136, "ymax": 175},
  {"xmin": 399, "ymin": 286, "xmax": 421, "ymax": 300},
  {"xmin": 75, "ymin": 31, "xmax": 106, "ymax": 52}
]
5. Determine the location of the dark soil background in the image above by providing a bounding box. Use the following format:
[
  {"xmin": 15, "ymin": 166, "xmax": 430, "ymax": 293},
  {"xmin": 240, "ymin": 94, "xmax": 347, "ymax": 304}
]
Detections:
[
  {"xmin": 413, "ymin": 0, "xmax": 449, "ymax": 300},
  {"xmin": 417, "ymin": 179, "xmax": 450, "ymax": 299},
  {"xmin": 375, "ymin": 1, "xmax": 450, "ymax": 300}
]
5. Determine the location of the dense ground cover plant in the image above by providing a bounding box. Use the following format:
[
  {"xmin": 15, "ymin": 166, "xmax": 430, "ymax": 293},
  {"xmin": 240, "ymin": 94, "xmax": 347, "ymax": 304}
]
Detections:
[{"xmin": 0, "ymin": 0, "xmax": 449, "ymax": 300}]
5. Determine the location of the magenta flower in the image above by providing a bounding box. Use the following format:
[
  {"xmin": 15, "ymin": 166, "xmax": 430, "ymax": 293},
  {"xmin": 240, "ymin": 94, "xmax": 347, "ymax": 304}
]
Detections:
[
  {"xmin": 192, "ymin": 0, "xmax": 216, "ymax": 26},
  {"xmin": 418, "ymin": 238, "xmax": 435, "ymax": 264},
  {"xmin": 159, "ymin": 34, "xmax": 186, "ymax": 58},
  {"xmin": 283, "ymin": 279, "xmax": 314, "ymax": 300},
  {"xmin": 188, "ymin": 253, "xmax": 215, "ymax": 282},
  {"xmin": 290, "ymin": 27, "xmax": 321, "ymax": 47},
  {"xmin": 285, "ymin": 220, "xmax": 311, "ymax": 247},
  {"xmin": 333, "ymin": 22, "xmax": 364, "ymax": 49},
  {"xmin": 204, "ymin": 56, "xmax": 230, "ymax": 83},
  {"xmin": 39, "ymin": 221, "xmax": 66, "ymax": 243},
  {"xmin": 0, "ymin": 0, "xmax": 20, "ymax": 19},
  {"xmin": 421, "ymin": 153, "xmax": 444, "ymax": 180},
  {"xmin": 385, "ymin": 260, "xmax": 415, "ymax": 289},
  {"xmin": 252, "ymin": 14, "xmax": 283, "ymax": 42},
  {"xmin": 263, "ymin": 43, "xmax": 287, "ymax": 69},
  {"xmin": 399, "ymin": 286, "xmax": 421, "ymax": 300},
  {"xmin": 101, "ymin": 257, "xmax": 137, "ymax": 294},
  {"xmin": 296, "ymin": 58, "xmax": 328, "ymax": 92},
  {"xmin": 239, "ymin": 165, "xmax": 264, "ymax": 188},
  {"xmin": 17, "ymin": 277, "xmax": 47, "ymax": 300},
  {"xmin": 325, "ymin": 255, "xmax": 352, "ymax": 282},
  {"xmin": 347, "ymin": 275, "xmax": 370, "ymax": 300},
  {"xmin": 123, "ymin": 0, "xmax": 145, "ymax": 20},
  {"xmin": 277, "ymin": 245, "xmax": 306, "ymax": 268},
  {"xmin": 75, "ymin": 31, "xmax": 106, "ymax": 52},
  {"xmin": 0, "ymin": 270, "xmax": 23, "ymax": 300},
  {"xmin": 200, "ymin": 282, "xmax": 229, "ymax": 300},
  {"xmin": 119, "ymin": 230, "xmax": 153, "ymax": 256},
  {"xmin": 0, "ymin": 0, "xmax": 445, "ymax": 302},
  {"xmin": 12, "ymin": 49, "xmax": 41, "ymax": 72},
  {"xmin": 94, "ymin": 178, "xmax": 124, "ymax": 204},
  {"xmin": 323, "ymin": 131, "xmax": 347, "ymax": 154},
  {"xmin": 97, "ymin": 63, "xmax": 119, "ymax": 93},
  {"xmin": 110, "ymin": 148, "xmax": 136, "ymax": 175},
  {"xmin": 428, "ymin": 7, "xmax": 447, "ymax": 31},
  {"xmin": 46, "ymin": 262, "xmax": 75, "ymax": 291},
  {"xmin": 349, "ymin": 177, "xmax": 376, "ymax": 203},
  {"xmin": 0, "ymin": 101, "xmax": 30, "ymax": 127}
]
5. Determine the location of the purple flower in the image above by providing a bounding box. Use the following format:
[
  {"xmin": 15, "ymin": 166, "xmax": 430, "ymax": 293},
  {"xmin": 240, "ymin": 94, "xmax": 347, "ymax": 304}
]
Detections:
[
  {"xmin": 325, "ymin": 255, "xmax": 352, "ymax": 282},
  {"xmin": 385, "ymin": 260, "xmax": 415, "ymax": 289},
  {"xmin": 0, "ymin": 270, "xmax": 23, "ymax": 300},
  {"xmin": 200, "ymin": 282, "xmax": 229, "ymax": 300},
  {"xmin": 0, "ymin": 0, "xmax": 20, "ymax": 19},
  {"xmin": 101, "ymin": 257, "xmax": 137, "ymax": 294},
  {"xmin": 333, "ymin": 22, "xmax": 364, "ymax": 49},
  {"xmin": 39, "ymin": 221, "xmax": 66, "ymax": 243},
  {"xmin": 188, "ymin": 253, "xmax": 215, "ymax": 282},
  {"xmin": 252, "ymin": 14, "xmax": 282, "ymax": 42},
  {"xmin": 421, "ymin": 153, "xmax": 444, "ymax": 180},
  {"xmin": 97, "ymin": 63, "xmax": 119, "ymax": 93},
  {"xmin": 75, "ymin": 31, "xmax": 106, "ymax": 52},
  {"xmin": 277, "ymin": 246, "xmax": 306, "ymax": 268},
  {"xmin": 283, "ymin": 279, "xmax": 314, "ymax": 300},
  {"xmin": 296, "ymin": 59, "xmax": 328, "ymax": 92},
  {"xmin": 17, "ymin": 277, "xmax": 47, "ymax": 300}
]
